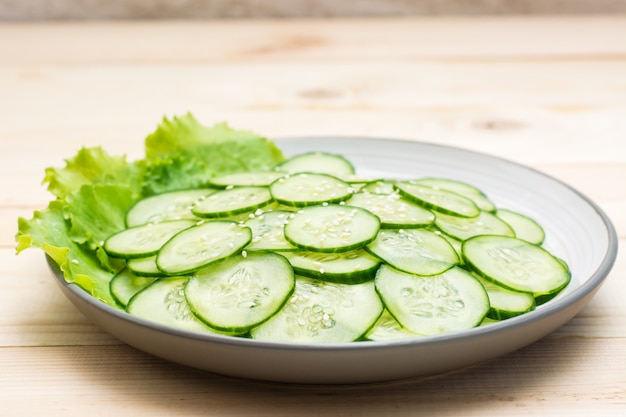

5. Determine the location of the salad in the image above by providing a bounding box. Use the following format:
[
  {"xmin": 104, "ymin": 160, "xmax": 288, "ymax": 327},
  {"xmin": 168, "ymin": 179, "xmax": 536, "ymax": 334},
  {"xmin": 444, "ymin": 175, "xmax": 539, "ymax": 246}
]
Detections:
[{"xmin": 16, "ymin": 114, "xmax": 570, "ymax": 343}]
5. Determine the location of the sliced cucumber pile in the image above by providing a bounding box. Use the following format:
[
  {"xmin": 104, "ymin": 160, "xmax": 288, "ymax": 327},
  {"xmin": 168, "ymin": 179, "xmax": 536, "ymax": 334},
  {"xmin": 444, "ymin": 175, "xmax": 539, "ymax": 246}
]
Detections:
[{"xmin": 103, "ymin": 151, "xmax": 570, "ymax": 343}]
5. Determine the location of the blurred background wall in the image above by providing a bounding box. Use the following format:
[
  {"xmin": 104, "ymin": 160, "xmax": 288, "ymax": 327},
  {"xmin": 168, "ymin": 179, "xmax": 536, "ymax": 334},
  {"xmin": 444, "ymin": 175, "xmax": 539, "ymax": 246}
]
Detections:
[{"xmin": 1, "ymin": 0, "xmax": 625, "ymax": 20}]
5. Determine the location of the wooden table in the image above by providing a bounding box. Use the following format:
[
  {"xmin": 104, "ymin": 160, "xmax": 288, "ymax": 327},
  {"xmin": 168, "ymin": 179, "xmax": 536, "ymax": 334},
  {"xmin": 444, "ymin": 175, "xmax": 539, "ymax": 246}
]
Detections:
[{"xmin": 1, "ymin": 16, "xmax": 624, "ymax": 416}]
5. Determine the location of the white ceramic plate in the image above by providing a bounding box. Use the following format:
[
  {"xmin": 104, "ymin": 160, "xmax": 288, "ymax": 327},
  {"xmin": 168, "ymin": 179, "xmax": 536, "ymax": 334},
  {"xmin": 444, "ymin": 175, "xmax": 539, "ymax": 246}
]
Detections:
[{"xmin": 49, "ymin": 137, "xmax": 618, "ymax": 384}]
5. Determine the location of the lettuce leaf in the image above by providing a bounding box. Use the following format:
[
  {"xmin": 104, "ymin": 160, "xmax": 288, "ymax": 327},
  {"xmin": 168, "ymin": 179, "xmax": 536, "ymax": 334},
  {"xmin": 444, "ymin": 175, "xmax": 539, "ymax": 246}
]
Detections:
[
  {"xmin": 16, "ymin": 114, "xmax": 286, "ymax": 309},
  {"xmin": 16, "ymin": 201, "xmax": 121, "ymax": 306},
  {"xmin": 18, "ymin": 151, "xmax": 139, "ymax": 307},
  {"xmin": 44, "ymin": 146, "xmax": 144, "ymax": 200},
  {"xmin": 66, "ymin": 184, "xmax": 140, "ymax": 249},
  {"xmin": 143, "ymin": 114, "xmax": 284, "ymax": 195},
  {"xmin": 65, "ymin": 183, "xmax": 141, "ymax": 271}
]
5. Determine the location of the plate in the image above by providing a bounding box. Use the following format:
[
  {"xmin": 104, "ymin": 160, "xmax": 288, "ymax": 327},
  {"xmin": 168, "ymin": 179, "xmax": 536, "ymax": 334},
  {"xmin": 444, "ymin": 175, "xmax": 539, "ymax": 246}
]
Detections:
[{"xmin": 48, "ymin": 137, "xmax": 618, "ymax": 384}]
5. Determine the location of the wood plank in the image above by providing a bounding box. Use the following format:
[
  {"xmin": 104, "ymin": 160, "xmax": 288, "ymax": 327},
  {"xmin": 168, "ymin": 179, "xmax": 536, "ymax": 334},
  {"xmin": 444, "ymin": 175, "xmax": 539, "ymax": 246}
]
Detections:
[
  {"xmin": 1, "ymin": 20, "xmax": 624, "ymax": 175},
  {"xmin": 1, "ymin": 338, "xmax": 624, "ymax": 416},
  {"xmin": 1, "ymin": 61, "xmax": 625, "ymax": 169},
  {"xmin": 0, "ymin": 249, "xmax": 120, "ymax": 347},
  {"xmin": 1, "ymin": 17, "xmax": 625, "ymax": 65}
]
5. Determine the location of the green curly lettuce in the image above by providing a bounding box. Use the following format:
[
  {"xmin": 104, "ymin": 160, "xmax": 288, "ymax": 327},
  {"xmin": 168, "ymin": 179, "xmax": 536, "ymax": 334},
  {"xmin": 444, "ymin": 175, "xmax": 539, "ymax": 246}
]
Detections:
[
  {"xmin": 16, "ymin": 114, "xmax": 286, "ymax": 308},
  {"xmin": 143, "ymin": 114, "xmax": 284, "ymax": 195},
  {"xmin": 44, "ymin": 146, "xmax": 144, "ymax": 200}
]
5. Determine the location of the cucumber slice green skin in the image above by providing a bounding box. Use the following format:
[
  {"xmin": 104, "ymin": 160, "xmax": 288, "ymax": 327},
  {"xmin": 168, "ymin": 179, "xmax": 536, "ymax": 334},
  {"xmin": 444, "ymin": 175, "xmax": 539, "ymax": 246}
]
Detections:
[
  {"xmin": 191, "ymin": 186, "xmax": 273, "ymax": 218},
  {"xmin": 127, "ymin": 276, "xmax": 229, "ymax": 334},
  {"xmin": 480, "ymin": 317, "xmax": 501, "ymax": 327},
  {"xmin": 250, "ymin": 276, "xmax": 383, "ymax": 343},
  {"xmin": 410, "ymin": 177, "xmax": 485, "ymax": 196},
  {"xmin": 474, "ymin": 275, "xmax": 537, "ymax": 320},
  {"xmin": 535, "ymin": 289, "xmax": 567, "ymax": 305},
  {"xmin": 496, "ymin": 208, "xmax": 545, "ymax": 245},
  {"xmin": 431, "ymin": 229, "xmax": 464, "ymax": 262},
  {"xmin": 462, "ymin": 235, "xmax": 571, "ymax": 300},
  {"xmin": 435, "ymin": 210, "xmax": 515, "ymax": 242},
  {"xmin": 366, "ymin": 228, "xmax": 459, "ymax": 276},
  {"xmin": 464, "ymin": 193, "xmax": 495, "ymax": 213},
  {"xmin": 104, "ymin": 219, "xmax": 197, "ymax": 259},
  {"xmin": 334, "ymin": 173, "xmax": 373, "ymax": 185},
  {"xmin": 276, "ymin": 151, "xmax": 355, "ymax": 176},
  {"xmin": 394, "ymin": 182, "xmax": 481, "ymax": 218},
  {"xmin": 185, "ymin": 252, "xmax": 295, "ymax": 333},
  {"xmin": 360, "ymin": 180, "xmax": 397, "ymax": 195},
  {"xmin": 125, "ymin": 188, "xmax": 214, "ymax": 227},
  {"xmin": 364, "ymin": 309, "xmax": 421, "ymax": 341},
  {"xmin": 110, "ymin": 269, "xmax": 156, "ymax": 307},
  {"xmin": 283, "ymin": 204, "xmax": 381, "ymax": 253},
  {"xmin": 409, "ymin": 177, "xmax": 496, "ymax": 212},
  {"xmin": 281, "ymin": 249, "xmax": 381, "ymax": 284},
  {"xmin": 156, "ymin": 221, "xmax": 253, "ymax": 276},
  {"xmin": 209, "ymin": 171, "xmax": 288, "ymax": 188},
  {"xmin": 126, "ymin": 256, "xmax": 163, "ymax": 277},
  {"xmin": 269, "ymin": 173, "xmax": 355, "ymax": 208},
  {"xmin": 375, "ymin": 265, "xmax": 490, "ymax": 336},
  {"xmin": 346, "ymin": 191, "xmax": 436, "ymax": 229}
]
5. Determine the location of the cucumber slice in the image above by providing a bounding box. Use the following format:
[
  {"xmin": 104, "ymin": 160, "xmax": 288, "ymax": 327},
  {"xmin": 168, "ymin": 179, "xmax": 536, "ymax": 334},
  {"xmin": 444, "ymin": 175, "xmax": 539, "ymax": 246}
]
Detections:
[
  {"xmin": 431, "ymin": 229, "xmax": 464, "ymax": 261},
  {"xmin": 250, "ymin": 276, "xmax": 383, "ymax": 343},
  {"xmin": 375, "ymin": 265, "xmax": 489, "ymax": 336},
  {"xmin": 333, "ymin": 173, "xmax": 373, "ymax": 185},
  {"xmin": 366, "ymin": 228, "xmax": 459, "ymax": 276},
  {"xmin": 185, "ymin": 252, "xmax": 295, "ymax": 333},
  {"xmin": 480, "ymin": 317, "xmax": 501, "ymax": 326},
  {"xmin": 281, "ymin": 249, "xmax": 381, "ymax": 284},
  {"xmin": 496, "ymin": 208, "xmax": 545, "ymax": 245},
  {"xmin": 126, "ymin": 256, "xmax": 163, "ymax": 277},
  {"xmin": 394, "ymin": 182, "xmax": 480, "ymax": 218},
  {"xmin": 125, "ymin": 189, "xmax": 214, "ymax": 227},
  {"xmin": 110, "ymin": 269, "xmax": 156, "ymax": 307},
  {"xmin": 410, "ymin": 177, "xmax": 496, "ymax": 212},
  {"xmin": 156, "ymin": 221, "xmax": 252, "ymax": 275},
  {"xmin": 361, "ymin": 180, "xmax": 396, "ymax": 195},
  {"xmin": 209, "ymin": 171, "xmax": 287, "ymax": 188},
  {"xmin": 475, "ymin": 275, "xmax": 537, "ymax": 320},
  {"xmin": 411, "ymin": 178, "xmax": 484, "ymax": 195},
  {"xmin": 365, "ymin": 309, "xmax": 421, "ymax": 341},
  {"xmin": 191, "ymin": 186, "xmax": 273, "ymax": 218},
  {"xmin": 346, "ymin": 191, "xmax": 435, "ymax": 229},
  {"xmin": 104, "ymin": 219, "xmax": 196, "ymax": 259},
  {"xmin": 435, "ymin": 210, "xmax": 515, "ymax": 241},
  {"xmin": 244, "ymin": 210, "xmax": 296, "ymax": 251},
  {"xmin": 462, "ymin": 235, "xmax": 571, "ymax": 299},
  {"xmin": 269, "ymin": 173, "xmax": 355, "ymax": 207},
  {"xmin": 127, "ymin": 276, "xmax": 227, "ymax": 334},
  {"xmin": 276, "ymin": 151, "xmax": 355, "ymax": 175},
  {"xmin": 284, "ymin": 204, "xmax": 380, "ymax": 253}
]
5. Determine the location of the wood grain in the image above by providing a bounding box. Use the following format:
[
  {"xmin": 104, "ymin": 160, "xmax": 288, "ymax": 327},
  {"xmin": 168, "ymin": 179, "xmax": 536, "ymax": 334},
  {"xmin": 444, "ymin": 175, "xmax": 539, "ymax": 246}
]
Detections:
[
  {"xmin": 1, "ymin": 339, "xmax": 624, "ymax": 416},
  {"xmin": 1, "ymin": 16, "xmax": 624, "ymax": 416}
]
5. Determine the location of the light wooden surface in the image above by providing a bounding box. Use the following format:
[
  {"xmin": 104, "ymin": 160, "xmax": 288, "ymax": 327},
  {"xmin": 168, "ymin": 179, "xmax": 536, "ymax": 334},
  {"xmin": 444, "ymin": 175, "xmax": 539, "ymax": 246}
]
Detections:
[{"xmin": 1, "ymin": 16, "xmax": 625, "ymax": 416}]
